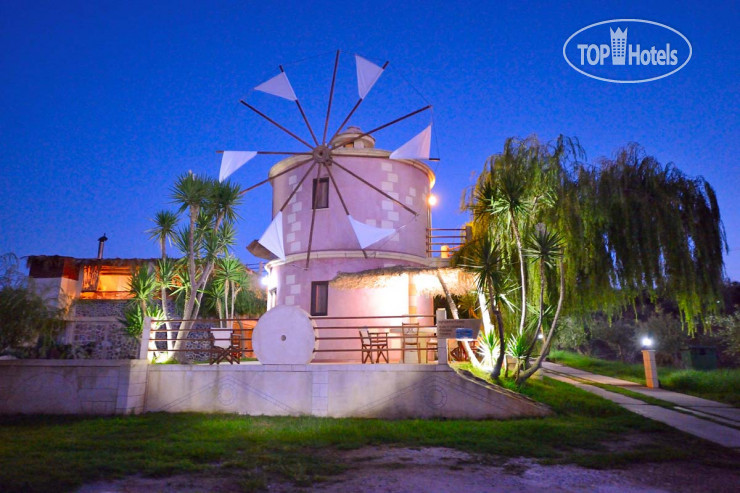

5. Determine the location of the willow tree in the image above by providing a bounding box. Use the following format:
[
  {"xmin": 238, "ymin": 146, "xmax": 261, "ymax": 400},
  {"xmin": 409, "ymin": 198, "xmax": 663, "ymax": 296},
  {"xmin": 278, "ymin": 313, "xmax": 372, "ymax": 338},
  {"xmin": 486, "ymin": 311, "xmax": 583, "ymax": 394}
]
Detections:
[{"xmin": 456, "ymin": 136, "xmax": 725, "ymax": 384}]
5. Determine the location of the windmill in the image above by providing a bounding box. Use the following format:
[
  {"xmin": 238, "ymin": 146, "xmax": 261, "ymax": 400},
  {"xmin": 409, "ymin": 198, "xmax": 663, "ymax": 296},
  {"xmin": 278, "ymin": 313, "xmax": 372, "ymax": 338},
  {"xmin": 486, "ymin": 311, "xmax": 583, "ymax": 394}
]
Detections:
[{"xmin": 218, "ymin": 51, "xmax": 437, "ymax": 269}]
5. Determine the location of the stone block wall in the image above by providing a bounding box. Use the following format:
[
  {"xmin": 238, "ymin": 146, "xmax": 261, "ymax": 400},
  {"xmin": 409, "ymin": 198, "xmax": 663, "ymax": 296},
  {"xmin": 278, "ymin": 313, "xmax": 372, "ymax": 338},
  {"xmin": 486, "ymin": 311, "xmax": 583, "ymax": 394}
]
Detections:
[
  {"xmin": 0, "ymin": 360, "xmax": 148, "ymax": 415},
  {"xmin": 64, "ymin": 299, "xmax": 139, "ymax": 360},
  {"xmin": 145, "ymin": 364, "xmax": 551, "ymax": 419}
]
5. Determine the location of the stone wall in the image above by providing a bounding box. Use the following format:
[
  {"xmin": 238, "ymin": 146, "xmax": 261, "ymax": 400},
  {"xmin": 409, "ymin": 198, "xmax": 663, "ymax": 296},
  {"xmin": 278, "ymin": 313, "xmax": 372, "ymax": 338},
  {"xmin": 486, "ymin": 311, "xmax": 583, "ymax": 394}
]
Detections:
[
  {"xmin": 0, "ymin": 360, "xmax": 147, "ymax": 415},
  {"xmin": 145, "ymin": 363, "xmax": 551, "ymax": 419},
  {"xmin": 65, "ymin": 299, "xmax": 139, "ymax": 360},
  {"xmin": 0, "ymin": 360, "xmax": 551, "ymax": 419}
]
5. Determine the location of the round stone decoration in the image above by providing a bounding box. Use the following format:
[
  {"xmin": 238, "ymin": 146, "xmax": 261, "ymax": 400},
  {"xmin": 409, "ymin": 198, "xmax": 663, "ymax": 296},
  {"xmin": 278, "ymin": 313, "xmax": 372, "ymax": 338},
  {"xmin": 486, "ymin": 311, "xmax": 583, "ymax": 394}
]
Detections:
[{"xmin": 252, "ymin": 305, "xmax": 317, "ymax": 364}]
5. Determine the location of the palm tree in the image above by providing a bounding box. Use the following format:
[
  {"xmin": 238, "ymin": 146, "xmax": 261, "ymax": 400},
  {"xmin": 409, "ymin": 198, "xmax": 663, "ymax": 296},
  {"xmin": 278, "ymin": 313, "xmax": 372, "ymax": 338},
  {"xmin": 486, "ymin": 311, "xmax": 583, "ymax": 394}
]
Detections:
[
  {"xmin": 147, "ymin": 211, "xmax": 179, "ymax": 259},
  {"xmin": 168, "ymin": 174, "xmax": 243, "ymax": 362},
  {"xmin": 456, "ymin": 232, "xmax": 509, "ymax": 379},
  {"xmin": 147, "ymin": 210, "xmax": 179, "ymax": 349}
]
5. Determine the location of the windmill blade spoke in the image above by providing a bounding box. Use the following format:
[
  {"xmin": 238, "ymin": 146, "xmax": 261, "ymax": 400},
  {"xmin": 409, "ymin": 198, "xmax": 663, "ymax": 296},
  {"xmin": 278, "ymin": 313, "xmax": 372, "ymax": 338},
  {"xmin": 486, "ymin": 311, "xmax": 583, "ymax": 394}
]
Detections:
[
  {"xmin": 328, "ymin": 60, "xmax": 389, "ymax": 144},
  {"xmin": 304, "ymin": 163, "xmax": 324, "ymax": 269},
  {"xmin": 277, "ymin": 64, "xmax": 319, "ymax": 146},
  {"xmin": 331, "ymin": 159, "xmax": 418, "ymax": 216},
  {"xmin": 329, "ymin": 98, "xmax": 363, "ymax": 145},
  {"xmin": 216, "ymin": 151, "xmax": 311, "ymax": 156},
  {"xmin": 331, "ymin": 104, "xmax": 432, "ymax": 149},
  {"xmin": 239, "ymin": 158, "xmax": 311, "ymax": 195},
  {"xmin": 295, "ymin": 100, "xmax": 319, "ymax": 146},
  {"xmin": 257, "ymin": 151, "xmax": 312, "ymax": 156},
  {"xmin": 322, "ymin": 50, "xmax": 340, "ymax": 145},
  {"xmin": 324, "ymin": 164, "xmax": 368, "ymax": 259},
  {"xmin": 240, "ymin": 100, "xmax": 313, "ymax": 149},
  {"xmin": 323, "ymin": 162, "xmax": 349, "ymax": 215},
  {"xmin": 278, "ymin": 160, "xmax": 318, "ymax": 212}
]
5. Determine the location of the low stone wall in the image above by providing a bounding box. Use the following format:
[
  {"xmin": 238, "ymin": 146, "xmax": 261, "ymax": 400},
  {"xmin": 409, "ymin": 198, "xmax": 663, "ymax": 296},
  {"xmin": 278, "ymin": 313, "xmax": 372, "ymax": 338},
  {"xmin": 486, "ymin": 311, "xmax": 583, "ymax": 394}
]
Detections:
[
  {"xmin": 0, "ymin": 360, "xmax": 147, "ymax": 415},
  {"xmin": 0, "ymin": 360, "xmax": 550, "ymax": 419},
  {"xmin": 145, "ymin": 364, "xmax": 551, "ymax": 419},
  {"xmin": 65, "ymin": 300, "xmax": 140, "ymax": 360}
]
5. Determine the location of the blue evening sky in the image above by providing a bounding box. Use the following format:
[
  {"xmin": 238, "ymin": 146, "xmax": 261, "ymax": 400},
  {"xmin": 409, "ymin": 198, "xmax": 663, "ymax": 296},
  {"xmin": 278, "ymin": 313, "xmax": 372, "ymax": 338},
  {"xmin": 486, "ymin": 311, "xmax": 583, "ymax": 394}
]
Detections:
[{"xmin": 1, "ymin": 1, "xmax": 738, "ymax": 280}]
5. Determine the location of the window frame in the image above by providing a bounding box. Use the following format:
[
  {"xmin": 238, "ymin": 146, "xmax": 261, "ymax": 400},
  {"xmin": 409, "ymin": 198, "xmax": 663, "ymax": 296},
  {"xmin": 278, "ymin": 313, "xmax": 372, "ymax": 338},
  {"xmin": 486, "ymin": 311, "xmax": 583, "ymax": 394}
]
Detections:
[
  {"xmin": 312, "ymin": 177, "xmax": 329, "ymax": 209},
  {"xmin": 310, "ymin": 281, "xmax": 329, "ymax": 316}
]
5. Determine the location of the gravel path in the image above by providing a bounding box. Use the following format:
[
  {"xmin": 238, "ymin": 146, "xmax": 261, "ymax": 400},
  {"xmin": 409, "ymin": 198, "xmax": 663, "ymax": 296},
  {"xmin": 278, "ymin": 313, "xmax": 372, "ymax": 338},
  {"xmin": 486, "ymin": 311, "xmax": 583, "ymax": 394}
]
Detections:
[{"xmin": 78, "ymin": 446, "xmax": 739, "ymax": 493}]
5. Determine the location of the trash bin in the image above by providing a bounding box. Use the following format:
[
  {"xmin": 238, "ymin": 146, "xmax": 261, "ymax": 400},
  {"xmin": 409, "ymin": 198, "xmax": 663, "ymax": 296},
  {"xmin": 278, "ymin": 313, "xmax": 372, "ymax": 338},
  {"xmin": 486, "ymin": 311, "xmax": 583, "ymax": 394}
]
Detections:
[{"xmin": 680, "ymin": 346, "xmax": 718, "ymax": 370}]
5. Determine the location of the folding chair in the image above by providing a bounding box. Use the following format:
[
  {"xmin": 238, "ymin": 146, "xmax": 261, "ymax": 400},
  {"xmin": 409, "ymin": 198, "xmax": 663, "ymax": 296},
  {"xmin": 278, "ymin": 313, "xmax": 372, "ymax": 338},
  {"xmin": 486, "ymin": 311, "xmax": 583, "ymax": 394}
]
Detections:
[{"xmin": 210, "ymin": 327, "xmax": 237, "ymax": 365}]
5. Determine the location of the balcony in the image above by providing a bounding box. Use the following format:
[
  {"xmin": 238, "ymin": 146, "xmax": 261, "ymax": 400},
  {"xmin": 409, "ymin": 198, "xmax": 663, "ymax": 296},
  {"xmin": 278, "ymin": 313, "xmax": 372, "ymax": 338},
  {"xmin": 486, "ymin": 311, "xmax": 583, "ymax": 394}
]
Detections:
[{"xmin": 426, "ymin": 226, "xmax": 471, "ymax": 258}]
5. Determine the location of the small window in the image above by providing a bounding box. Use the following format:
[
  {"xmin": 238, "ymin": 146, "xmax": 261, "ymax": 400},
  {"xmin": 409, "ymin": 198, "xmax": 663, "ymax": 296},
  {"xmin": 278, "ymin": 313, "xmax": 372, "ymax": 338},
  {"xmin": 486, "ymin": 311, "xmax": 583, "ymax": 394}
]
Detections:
[
  {"xmin": 310, "ymin": 281, "xmax": 329, "ymax": 316},
  {"xmin": 268, "ymin": 288, "xmax": 277, "ymax": 310},
  {"xmin": 312, "ymin": 177, "xmax": 329, "ymax": 209}
]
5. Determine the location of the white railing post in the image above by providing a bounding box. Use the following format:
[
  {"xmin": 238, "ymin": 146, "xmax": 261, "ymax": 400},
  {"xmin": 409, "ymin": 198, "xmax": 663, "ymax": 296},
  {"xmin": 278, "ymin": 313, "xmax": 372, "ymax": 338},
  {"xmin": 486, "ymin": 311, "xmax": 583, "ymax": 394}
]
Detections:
[
  {"xmin": 139, "ymin": 316, "xmax": 152, "ymax": 360},
  {"xmin": 436, "ymin": 308, "xmax": 448, "ymax": 365}
]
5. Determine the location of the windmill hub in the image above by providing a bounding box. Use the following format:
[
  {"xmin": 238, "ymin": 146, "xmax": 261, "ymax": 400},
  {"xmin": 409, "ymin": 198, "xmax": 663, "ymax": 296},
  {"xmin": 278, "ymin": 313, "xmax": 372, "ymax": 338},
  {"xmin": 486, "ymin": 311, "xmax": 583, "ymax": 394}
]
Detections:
[{"xmin": 312, "ymin": 145, "xmax": 332, "ymax": 165}]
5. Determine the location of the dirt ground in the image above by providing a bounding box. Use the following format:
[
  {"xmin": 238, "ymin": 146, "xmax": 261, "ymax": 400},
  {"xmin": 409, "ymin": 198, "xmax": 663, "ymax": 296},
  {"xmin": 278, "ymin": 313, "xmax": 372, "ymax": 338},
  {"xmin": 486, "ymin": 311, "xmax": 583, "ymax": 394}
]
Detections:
[{"xmin": 77, "ymin": 446, "xmax": 739, "ymax": 492}]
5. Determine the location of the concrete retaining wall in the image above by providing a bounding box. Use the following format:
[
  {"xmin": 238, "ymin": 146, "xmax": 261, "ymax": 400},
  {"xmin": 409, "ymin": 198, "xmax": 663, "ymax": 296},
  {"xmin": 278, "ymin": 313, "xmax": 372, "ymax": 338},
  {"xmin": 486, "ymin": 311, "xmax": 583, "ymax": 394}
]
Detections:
[
  {"xmin": 145, "ymin": 363, "xmax": 550, "ymax": 419},
  {"xmin": 0, "ymin": 360, "xmax": 147, "ymax": 415},
  {"xmin": 0, "ymin": 361, "xmax": 550, "ymax": 419}
]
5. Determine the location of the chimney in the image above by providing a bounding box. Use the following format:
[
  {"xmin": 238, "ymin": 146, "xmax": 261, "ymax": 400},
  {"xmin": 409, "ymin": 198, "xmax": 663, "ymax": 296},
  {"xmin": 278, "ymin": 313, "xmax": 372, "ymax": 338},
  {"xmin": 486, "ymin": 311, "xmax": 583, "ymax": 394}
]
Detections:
[{"xmin": 97, "ymin": 234, "xmax": 108, "ymax": 259}]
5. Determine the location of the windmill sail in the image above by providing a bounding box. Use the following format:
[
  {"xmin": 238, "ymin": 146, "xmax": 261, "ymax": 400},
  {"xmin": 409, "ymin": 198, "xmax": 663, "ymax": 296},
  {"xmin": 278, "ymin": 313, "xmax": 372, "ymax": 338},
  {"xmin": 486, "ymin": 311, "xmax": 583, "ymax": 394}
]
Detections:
[
  {"xmin": 255, "ymin": 72, "xmax": 297, "ymax": 101},
  {"xmin": 389, "ymin": 125, "xmax": 432, "ymax": 160},
  {"xmin": 219, "ymin": 151, "xmax": 257, "ymax": 182},
  {"xmin": 258, "ymin": 212, "xmax": 285, "ymax": 260},
  {"xmin": 355, "ymin": 55, "xmax": 384, "ymax": 99},
  {"xmin": 348, "ymin": 215, "xmax": 395, "ymax": 249}
]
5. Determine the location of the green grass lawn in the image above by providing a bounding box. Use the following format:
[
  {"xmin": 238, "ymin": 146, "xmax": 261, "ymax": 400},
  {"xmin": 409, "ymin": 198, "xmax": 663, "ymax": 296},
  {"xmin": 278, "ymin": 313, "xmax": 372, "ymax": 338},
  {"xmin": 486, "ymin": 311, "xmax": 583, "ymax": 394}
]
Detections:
[
  {"xmin": 1, "ymin": 374, "xmax": 737, "ymax": 492},
  {"xmin": 549, "ymin": 350, "xmax": 740, "ymax": 406}
]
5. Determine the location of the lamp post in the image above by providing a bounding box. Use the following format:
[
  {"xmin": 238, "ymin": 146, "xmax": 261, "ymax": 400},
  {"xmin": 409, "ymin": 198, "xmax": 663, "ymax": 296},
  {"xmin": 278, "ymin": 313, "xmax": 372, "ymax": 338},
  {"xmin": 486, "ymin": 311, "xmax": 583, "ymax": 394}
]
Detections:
[{"xmin": 641, "ymin": 335, "xmax": 660, "ymax": 389}]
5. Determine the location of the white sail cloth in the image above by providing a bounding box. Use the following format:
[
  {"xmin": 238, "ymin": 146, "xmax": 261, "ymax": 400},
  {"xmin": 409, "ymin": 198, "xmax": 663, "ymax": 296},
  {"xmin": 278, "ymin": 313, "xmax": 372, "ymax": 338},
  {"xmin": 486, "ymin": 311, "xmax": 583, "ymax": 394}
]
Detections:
[
  {"xmin": 255, "ymin": 72, "xmax": 297, "ymax": 101},
  {"xmin": 219, "ymin": 151, "xmax": 257, "ymax": 182},
  {"xmin": 390, "ymin": 125, "xmax": 432, "ymax": 160},
  {"xmin": 355, "ymin": 55, "xmax": 384, "ymax": 99},
  {"xmin": 348, "ymin": 215, "xmax": 395, "ymax": 249},
  {"xmin": 258, "ymin": 212, "xmax": 285, "ymax": 260},
  {"xmin": 256, "ymin": 214, "xmax": 397, "ymax": 261}
]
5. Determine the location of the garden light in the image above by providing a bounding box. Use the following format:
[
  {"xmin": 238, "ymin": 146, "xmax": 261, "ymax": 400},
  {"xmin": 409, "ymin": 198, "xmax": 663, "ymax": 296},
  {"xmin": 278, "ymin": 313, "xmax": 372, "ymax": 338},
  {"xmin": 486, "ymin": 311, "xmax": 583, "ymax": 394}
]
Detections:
[{"xmin": 641, "ymin": 336, "xmax": 653, "ymax": 348}]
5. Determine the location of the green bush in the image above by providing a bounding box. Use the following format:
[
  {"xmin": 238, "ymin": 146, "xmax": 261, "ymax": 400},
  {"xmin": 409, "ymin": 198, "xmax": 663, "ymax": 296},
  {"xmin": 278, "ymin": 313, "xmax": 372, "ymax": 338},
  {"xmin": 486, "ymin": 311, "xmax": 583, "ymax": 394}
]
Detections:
[{"xmin": 0, "ymin": 254, "xmax": 65, "ymax": 352}]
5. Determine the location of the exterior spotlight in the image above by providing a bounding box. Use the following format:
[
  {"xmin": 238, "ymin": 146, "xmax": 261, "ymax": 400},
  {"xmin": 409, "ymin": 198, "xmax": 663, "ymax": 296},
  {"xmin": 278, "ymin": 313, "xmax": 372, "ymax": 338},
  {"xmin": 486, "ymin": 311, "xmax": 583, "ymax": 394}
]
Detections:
[
  {"xmin": 641, "ymin": 335, "xmax": 659, "ymax": 388},
  {"xmin": 260, "ymin": 275, "xmax": 269, "ymax": 287},
  {"xmin": 427, "ymin": 194, "xmax": 438, "ymax": 207}
]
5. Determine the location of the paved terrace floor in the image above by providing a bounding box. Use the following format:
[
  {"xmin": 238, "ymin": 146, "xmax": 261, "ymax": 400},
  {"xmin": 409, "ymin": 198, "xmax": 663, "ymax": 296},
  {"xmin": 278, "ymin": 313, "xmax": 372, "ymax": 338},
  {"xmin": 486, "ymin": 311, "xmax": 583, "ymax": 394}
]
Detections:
[{"xmin": 542, "ymin": 362, "xmax": 740, "ymax": 450}]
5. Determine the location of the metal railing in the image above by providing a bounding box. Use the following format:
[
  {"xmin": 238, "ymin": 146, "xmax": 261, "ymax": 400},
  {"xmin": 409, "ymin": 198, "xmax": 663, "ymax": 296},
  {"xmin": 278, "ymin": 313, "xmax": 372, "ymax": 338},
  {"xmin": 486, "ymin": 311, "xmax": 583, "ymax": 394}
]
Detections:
[
  {"xmin": 311, "ymin": 314, "xmax": 438, "ymax": 364},
  {"xmin": 144, "ymin": 318, "xmax": 258, "ymax": 362},
  {"xmin": 426, "ymin": 226, "xmax": 471, "ymax": 257},
  {"xmin": 144, "ymin": 314, "xmax": 448, "ymax": 365}
]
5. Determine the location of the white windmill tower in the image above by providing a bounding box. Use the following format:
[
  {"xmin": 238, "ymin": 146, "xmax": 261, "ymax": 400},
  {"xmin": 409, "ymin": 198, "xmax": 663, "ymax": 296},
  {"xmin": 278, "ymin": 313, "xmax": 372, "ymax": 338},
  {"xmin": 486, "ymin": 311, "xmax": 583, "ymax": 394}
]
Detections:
[{"xmin": 219, "ymin": 51, "xmax": 439, "ymax": 362}]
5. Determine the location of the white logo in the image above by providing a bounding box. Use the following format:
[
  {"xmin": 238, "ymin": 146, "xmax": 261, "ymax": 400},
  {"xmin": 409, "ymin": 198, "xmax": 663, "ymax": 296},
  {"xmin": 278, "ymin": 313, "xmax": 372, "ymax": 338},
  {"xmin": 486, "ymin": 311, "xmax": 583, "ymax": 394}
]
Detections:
[
  {"xmin": 610, "ymin": 27, "xmax": 627, "ymax": 65},
  {"xmin": 563, "ymin": 19, "xmax": 692, "ymax": 83}
]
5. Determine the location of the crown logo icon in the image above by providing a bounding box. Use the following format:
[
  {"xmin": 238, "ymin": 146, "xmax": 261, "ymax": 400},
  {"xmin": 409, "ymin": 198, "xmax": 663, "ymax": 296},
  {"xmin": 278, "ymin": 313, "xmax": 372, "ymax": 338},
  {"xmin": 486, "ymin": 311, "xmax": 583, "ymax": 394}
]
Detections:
[{"xmin": 610, "ymin": 27, "xmax": 628, "ymax": 65}]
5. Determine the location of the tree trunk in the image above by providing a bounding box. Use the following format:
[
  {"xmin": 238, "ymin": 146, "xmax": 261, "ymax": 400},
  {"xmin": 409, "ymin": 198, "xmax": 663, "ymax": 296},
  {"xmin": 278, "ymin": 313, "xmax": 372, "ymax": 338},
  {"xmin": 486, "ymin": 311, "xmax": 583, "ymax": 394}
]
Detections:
[
  {"xmin": 172, "ymin": 205, "xmax": 200, "ymax": 362},
  {"xmin": 524, "ymin": 260, "xmax": 546, "ymax": 364},
  {"xmin": 488, "ymin": 283, "xmax": 506, "ymax": 380},
  {"xmin": 516, "ymin": 259, "xmax": 565, "ymax": 385},
  {"xmin": 159, "ymin": 239, "xmax": 174, "ymax": 351},
  {"xmin": 510, "ymin": 212, "xmax": 527, "ymax": 336},
  {"xmin": 436, "ymin": 270, "xmax": 459, "ymax": 319}
]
